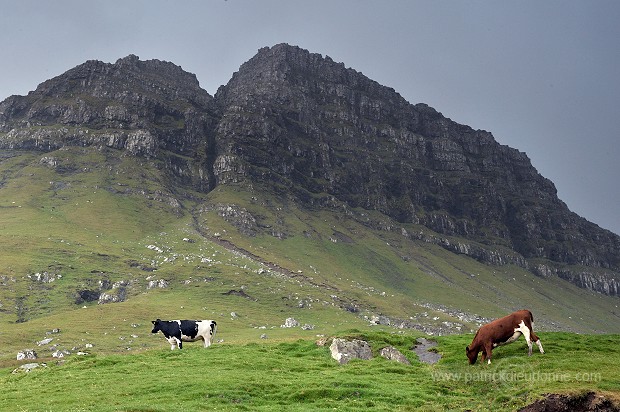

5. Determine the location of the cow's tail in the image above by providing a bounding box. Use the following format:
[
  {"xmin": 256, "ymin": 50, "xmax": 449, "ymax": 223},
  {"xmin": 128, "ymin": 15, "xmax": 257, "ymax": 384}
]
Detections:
[{"xmin": 211, "ymin": 320, "xmax": 217, "ymax": 341}]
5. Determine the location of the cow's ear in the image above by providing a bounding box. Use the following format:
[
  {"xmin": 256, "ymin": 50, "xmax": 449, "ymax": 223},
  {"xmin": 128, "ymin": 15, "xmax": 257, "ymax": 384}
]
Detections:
[{"xmin": 152, "ymin": 320, "xmax": 156, "ymax": 325}]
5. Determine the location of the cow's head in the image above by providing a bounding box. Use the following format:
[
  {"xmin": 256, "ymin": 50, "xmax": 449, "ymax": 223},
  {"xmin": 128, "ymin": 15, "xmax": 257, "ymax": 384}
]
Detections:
[
  {"xmin": 465, "ymin": 345, "xmax": 478, "ymax": 365},
  {"xmin": 151, "ymin": 319, "xmax": 163, "ymax": 334}
]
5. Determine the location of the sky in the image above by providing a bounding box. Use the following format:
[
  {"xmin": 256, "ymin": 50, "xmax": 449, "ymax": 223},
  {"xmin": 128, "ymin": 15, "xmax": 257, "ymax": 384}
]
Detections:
[{"xmin": 1, "ymin": 0, "xmax": 619, "ymax": 235}]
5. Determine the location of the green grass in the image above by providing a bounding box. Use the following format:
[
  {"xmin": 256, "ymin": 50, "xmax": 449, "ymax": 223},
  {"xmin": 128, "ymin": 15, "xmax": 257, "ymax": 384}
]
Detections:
[{"xmin": 1, "ymin": 332, "xmax": 618, "ymax": 411}]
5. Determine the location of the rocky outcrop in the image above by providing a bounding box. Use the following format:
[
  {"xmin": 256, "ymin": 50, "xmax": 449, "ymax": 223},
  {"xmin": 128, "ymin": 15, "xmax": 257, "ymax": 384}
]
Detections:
[
  {"xmin": 379, "ymin": 346, "xmax": 411, "ymax": 365},
  {"xmin": 329, "ymin": 338, "xmax": 373, "ymax": 364},
  {"xmin": 16, "ymin": 349, "xmax": 37, "ymax": 360}
]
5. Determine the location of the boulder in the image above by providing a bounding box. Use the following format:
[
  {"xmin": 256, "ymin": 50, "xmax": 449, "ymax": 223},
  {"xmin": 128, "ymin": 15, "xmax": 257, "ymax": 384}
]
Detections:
[
  {"xmin": 329, "ymin": 338, "xmax": 373, "ymax": 364},
  {"xmin": 17, "ymin": 349, "xmax": 37, "ymax": 360},
  {"xmin": 281, "ymin": 317, "xmax": 300, "ymax": 328},
  {"xmin": 147, "ymin": 279, "xmax": 169, "ymax": 289},
  {"xmin": 379, "ymin": 346, "xmax": 411, "ymax": 365},
  {"xmin": 12, "ymin": 363, "xmax": 45, "ymax": 374}
]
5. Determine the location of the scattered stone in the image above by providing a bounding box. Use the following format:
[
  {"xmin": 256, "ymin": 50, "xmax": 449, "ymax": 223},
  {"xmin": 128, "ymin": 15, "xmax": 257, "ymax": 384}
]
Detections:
[
  {"xmin": 98, "ymin": 292, "xmax": 124, "ymax": 304},
  {"xmin": 17, "ymin": 349, "xmax": 37, "ymax": 360},
  {"xmin": 39, "ymin": 156, "xmax": 59, "ymax": 168},
  {"xmin": 12, "ymin": 363, "xmax": 45, "ymax": 374},
  {"xmin": 146, "ymin": 244, "xmax": 163, "ymax": 253},
  {"xmin": 147, "ymin": 279, "xmax": 169, "ymax": 289},
  {"xmin": 281, "ymin": 318, "xmax": 299, "ymax": 328},
  {"xmin": 28, "ymin": 271, "xmax": 61, "ymax": 283},
  {"xmin": 37, "ymin": 338, "xmax": 53, "ymax": 346},
  {"xmin": 52, "ymin": 350, "xmax": 65, "ymax": 358},
  {"xmin": 231, "ymin": 312, "xmax": 239, "ymax": 319},
  {"xmin": 301, "ymin": 324, "xmax": 315, "ymax": 330},
  {"xmin": 380, "ymin": 346, "xmax": 411, "ymax": 365},
  {"xmin": 329, "ymin": 338, "xmax": 372, "ymax": 364},
  {"xmin": 260, "ymin": 334, "xmax": 268, "ymax": 339}
]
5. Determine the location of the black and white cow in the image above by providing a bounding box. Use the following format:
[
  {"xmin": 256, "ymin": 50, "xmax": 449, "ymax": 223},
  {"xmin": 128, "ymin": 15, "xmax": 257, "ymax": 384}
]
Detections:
[{"xmin": 151, "ymin": 319, "xmax": 217, "ymax": 350}]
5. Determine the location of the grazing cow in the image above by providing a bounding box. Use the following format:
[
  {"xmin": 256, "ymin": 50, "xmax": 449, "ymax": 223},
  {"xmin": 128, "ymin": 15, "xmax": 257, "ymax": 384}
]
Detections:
[
  {"xmin": 466, "ymin": 309, "xmax": 544, "ymax": 364},
  {"xmin": 151, "ymin": 319, "xmax": 217, "ymax": 350}
]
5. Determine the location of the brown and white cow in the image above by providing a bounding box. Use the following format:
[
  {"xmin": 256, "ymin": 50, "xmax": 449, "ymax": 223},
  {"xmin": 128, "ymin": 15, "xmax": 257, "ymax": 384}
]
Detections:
[{"xmin": 466, "ymin": 309, "xmax": 544, "ymax": 364}]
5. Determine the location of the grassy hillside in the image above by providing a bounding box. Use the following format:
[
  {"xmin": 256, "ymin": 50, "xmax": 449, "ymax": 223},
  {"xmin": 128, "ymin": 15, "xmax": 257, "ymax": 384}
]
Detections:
[
  {"xmin": 1, "ymin": 147, "xmax": 620, "ymax": 337},
  {"xmin": 195, "ymin": 185, "xmax": 620, "ymax": 334}
]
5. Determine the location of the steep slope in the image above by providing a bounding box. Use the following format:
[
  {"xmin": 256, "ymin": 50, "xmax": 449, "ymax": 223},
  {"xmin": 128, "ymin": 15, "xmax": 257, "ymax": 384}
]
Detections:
[{"xmin": 213, "ymin": 43, "xmax": 620, "ymax": 295}]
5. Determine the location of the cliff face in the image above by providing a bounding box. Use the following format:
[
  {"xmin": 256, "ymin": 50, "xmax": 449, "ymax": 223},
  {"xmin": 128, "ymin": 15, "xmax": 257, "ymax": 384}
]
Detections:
[
  {"xmin": 1, "ymin": 44, "xmax": 618, "ymax": 295},
  {"xmin": 213, "ymin": 45, "xmax": 619, "ymax": 280}
]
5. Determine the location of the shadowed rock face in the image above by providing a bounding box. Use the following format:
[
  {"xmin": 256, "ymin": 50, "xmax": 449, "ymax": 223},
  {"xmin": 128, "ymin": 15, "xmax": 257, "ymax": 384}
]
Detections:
[
  {"xmin": 213, "ymin": 44, "xmax": 620, "ymax": 294},
  {"xmin": 1, "ymin": 43, "xmax": 618, "ymax": 294}
]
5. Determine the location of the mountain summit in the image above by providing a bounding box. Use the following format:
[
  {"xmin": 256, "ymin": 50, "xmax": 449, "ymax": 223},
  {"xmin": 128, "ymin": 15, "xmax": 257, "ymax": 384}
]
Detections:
[{"xmin": 1, "ymin": 43, "xmax": 618, "ymax": 297}]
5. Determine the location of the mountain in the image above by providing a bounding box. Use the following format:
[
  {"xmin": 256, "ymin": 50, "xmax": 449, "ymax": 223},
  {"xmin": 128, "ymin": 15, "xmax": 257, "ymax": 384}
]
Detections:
[
  {"xmin": 1, "ymin": 44, "xmax": 619, "ymax": 336},
  {"xmin": 213, "ymin": 45, "xmax": 620, "ymax": 293}
]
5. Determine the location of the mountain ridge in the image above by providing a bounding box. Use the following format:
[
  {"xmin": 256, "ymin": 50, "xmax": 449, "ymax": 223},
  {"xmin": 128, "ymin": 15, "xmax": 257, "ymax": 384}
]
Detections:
[{"xmin": 0, "ymin": 43, "xmax": 618, "ymax": 298}]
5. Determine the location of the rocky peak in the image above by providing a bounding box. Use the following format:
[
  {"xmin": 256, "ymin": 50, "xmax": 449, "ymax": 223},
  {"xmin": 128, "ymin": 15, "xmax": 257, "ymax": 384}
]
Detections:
[
  {"xmin": 0, "ymin": 54, "xmax": 220, "ymax": 191},
  {"xmin": 0, "ymin": 54, "xmax": 214, "ymax": 129}
]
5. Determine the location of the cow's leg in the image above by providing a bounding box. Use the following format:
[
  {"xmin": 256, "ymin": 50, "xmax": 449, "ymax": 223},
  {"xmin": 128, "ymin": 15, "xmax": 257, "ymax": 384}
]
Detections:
[
  {"xmin": 516, "ymin": 320, "xmax": 533, "ymax": 355},
  {"xmin": 202, "ymin": 322, "xmax": 216, "ymax": 348},
  {"xmin": 202, "ymin": 334, "xmax": 212, "ymax": 348},
  {"xmin": 484, "ymin": 344, "xmax": 493, "ymax": 364},
  {"xmin": 531, "ymin": 331, "xmax": 544, "ymax": 354},
  {"xmin": 166, "ymin": 337, "xmax": 177, "ymax": 350}
]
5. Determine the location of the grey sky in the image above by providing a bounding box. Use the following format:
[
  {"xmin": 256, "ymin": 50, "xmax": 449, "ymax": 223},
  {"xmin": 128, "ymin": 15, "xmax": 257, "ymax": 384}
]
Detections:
[{"xmin": 2, "ymin": 0, "xmax": 619, "ymax": 235}]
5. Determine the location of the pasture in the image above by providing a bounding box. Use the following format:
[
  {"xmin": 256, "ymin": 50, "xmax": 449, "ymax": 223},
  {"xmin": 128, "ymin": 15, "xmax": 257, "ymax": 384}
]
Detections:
[{"xmin": 1, "ymin": 331, "xmax": 619, "ymax": 411}]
